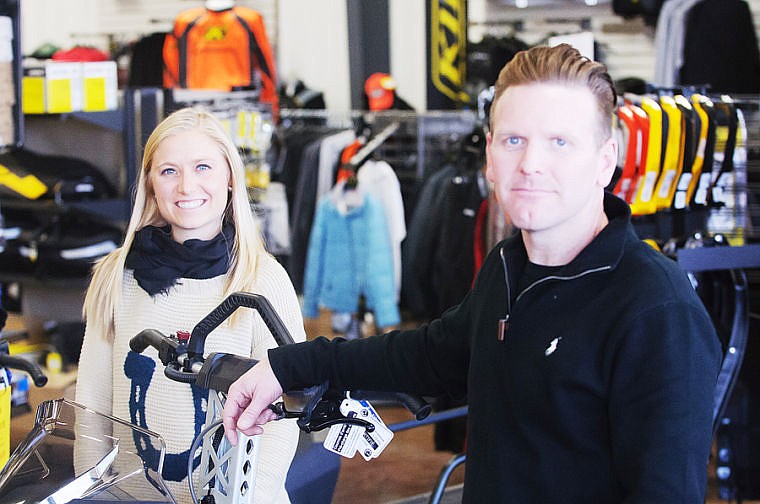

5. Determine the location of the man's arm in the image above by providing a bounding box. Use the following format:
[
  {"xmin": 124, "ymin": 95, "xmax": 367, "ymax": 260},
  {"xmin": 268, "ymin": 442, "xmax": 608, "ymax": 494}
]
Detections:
[
  {"xmin": 222, "ymin": 293, "xmax": 475, "ymax": 444},
  {"xmin": 609, "ymin": 301, "xmax": 721, "ymax": 502}
]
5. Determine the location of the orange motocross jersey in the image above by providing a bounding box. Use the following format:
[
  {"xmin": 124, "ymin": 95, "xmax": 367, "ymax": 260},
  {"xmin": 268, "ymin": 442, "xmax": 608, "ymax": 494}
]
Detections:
[{"xmin": 163, "ymin": 6, "xmax": 278, "ymax": 112}]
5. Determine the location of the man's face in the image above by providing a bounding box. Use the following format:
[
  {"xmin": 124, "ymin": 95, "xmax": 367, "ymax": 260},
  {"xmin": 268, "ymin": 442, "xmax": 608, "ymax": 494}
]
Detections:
[{"xmin": 486, "ymin": 82, "xmax": 617, "ymax": 240}]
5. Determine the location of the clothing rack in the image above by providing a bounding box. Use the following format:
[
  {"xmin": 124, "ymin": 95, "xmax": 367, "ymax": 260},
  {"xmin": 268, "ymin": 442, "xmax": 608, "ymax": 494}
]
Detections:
[
  {"xmin": 616, "ymin": 90, "xmax": 752, "ymax": 247},
  {"xmin": 277, "ymin": 109, "xmax": 479, "ymax": 182},
  {"xmin": 279, "ymin": 108, "xmax": 361, "ymax": 129}
]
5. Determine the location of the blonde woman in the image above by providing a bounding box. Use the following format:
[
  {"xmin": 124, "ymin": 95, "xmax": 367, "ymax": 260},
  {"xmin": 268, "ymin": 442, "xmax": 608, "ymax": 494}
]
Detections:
[{"xmin": 76, "ymin": 107, "xmax": 304, "ymax": 503}]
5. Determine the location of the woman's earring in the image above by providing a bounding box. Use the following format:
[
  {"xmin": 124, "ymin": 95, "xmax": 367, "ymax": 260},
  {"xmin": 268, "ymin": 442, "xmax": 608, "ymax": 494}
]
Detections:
[{"xmin": 228, "ymin": 186, "xmax": 232, "ymax": 192}]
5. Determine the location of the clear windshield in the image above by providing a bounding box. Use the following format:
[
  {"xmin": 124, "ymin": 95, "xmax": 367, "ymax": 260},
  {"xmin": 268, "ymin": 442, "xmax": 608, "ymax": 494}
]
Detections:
[{"xmin": 0, "ymin": 398, "xmax": 176, "ymax": 503}]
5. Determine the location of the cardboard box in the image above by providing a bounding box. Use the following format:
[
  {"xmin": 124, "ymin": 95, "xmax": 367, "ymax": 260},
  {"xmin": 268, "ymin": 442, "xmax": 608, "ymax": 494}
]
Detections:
[
  {"xmin": 81, "ymin": 61, "xmax": 117, "ymax": 111},
  {"xmin": 44, "ymin": 61, "xmax": 82, "ymax": 113}
]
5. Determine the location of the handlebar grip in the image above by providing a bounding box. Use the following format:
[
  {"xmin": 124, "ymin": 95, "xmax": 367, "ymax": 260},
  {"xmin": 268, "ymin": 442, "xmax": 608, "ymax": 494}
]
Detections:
[
  {"xmin": 0, "ymin": 355, "xmax": 48, "ymax": 387},
  {"xmin": 195, "ymin": 353, "xmax": 259, "ymax": 393},
  {"xmin": 395, "ymin": 393, "xmax": 432, "ymax": 421},
  {"xmin": 188, "ymin": 292, "xmax": 296, "ymax": 355},
  {"xmin": 351, "ymin": 390, "xmax": 432, "ymax": 421},
  {"xmin": 130, "ymin": 329, "xmax": 169, "ymax": 354}
]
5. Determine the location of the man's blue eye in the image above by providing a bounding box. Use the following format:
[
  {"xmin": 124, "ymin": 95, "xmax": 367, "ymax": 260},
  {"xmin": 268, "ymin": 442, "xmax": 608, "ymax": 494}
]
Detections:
[
  {"xmin": 507, "ymin": 137, "xmax": 520, "ymax": 145},
  {"xmin": 554, "ymin": 138, "xmax": 567, "ymax": 147}
]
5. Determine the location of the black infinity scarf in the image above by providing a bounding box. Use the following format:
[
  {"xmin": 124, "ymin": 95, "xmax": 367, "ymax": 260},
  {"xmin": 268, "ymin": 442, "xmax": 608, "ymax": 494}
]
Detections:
[{"xmin": 125, "ymin": 222, "xmax": 235, "ymax": 296}]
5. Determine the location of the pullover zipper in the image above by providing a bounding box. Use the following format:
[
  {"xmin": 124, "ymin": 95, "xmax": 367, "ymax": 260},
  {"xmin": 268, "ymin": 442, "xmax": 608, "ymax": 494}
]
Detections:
[{"xmin": 497, "ymin": 245, "xmax": 612, "ymax": 340}]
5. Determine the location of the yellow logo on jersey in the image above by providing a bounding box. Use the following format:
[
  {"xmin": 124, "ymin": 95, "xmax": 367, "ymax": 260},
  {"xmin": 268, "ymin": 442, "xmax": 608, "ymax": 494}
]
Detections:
[{"xmin": 204, "ymin": 26, "xmax": 227, "ymax": 41}]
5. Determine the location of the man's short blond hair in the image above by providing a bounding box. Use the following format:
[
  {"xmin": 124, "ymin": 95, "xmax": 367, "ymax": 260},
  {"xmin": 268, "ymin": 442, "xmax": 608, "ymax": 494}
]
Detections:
[{"xmin": 490, "ymin": 44, "xmax": 617, "ymax": 143}]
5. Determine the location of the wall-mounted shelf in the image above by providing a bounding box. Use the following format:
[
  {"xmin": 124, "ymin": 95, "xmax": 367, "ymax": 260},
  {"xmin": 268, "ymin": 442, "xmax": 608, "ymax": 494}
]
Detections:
[
  {"xmin": 0, "ymin": 197, "xmax": 129, "ymax": 225},
  {"xmin": 24, "ymin": 109, "xmax": 124, "ymax": 133},
  {"xmin": 677, "ymin": 244, "xmax": 760, "ymax": 273}
]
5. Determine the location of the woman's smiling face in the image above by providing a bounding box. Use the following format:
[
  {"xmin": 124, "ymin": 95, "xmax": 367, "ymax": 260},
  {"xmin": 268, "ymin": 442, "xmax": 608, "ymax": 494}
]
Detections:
[{"xmin": 149, "ymin": 128, "xmax": 231, "ymax": 243}]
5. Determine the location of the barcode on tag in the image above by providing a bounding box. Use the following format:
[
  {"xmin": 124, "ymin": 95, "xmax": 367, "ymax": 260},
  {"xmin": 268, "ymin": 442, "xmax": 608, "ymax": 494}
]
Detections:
[
  {"xmin": 340, "ymin": 398, "xmax": 394, "ymax": 461},
  {"xmin": 323, "ymin": 420, "xmax": 361, "ymax": 458}
]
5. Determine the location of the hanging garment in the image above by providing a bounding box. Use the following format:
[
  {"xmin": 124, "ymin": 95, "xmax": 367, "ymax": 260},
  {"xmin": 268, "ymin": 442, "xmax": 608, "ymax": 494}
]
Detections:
[
  {"xmin": 629, "ymin": 96, "xmax": 663, "ymax": 216},
  {"xmin": 162, "ymin": 6, "xmax": 278, "ymax": 110},
  {"xmin": 252, "ymin": 181, "xmax": 290, "ymax": 256},
  {"xmin": 316, "ymin": 130, "xmax": 356, "ymax": 200},
  {"xmin": 290, "ymin": 129, "xmax": 356, "ymax": 282},
  {"xmin": 357, "ymin": 159, "xmax": 406, "ymax": 301},
  {"xmin": 401, "ymin": 164, "xmax": 457, "ymax": 318},
  {"xmin": 129, "ymin": 32, "xmax": 167, "ymax": 87},
  {"xmin": 653, "ymin": 0, "xmax": 703, "ymax": 87},
  {"xmin": 302, "ymin": 185, "xmax": 399, "ymax": 329},
  {"xmin": 401, "ymin": 165, "xmax": 487, "ymax": 319},
  {"xmin": 681, "ymin": 0, "xmax": 760, "ymax": 93},
  {"xmin": 671, "ymin": 95, "xmax": 700, "ymax": 210},
  {"xmin": 289, "ymin": 138, "xmax": 323, "ymax": 291}
]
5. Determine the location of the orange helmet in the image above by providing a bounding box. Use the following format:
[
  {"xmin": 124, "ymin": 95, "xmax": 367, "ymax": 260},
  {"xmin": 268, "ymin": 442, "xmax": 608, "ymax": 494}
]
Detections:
[{"xmin": 365, "ymin": 72, "xmax": 397, "ymax": 111}]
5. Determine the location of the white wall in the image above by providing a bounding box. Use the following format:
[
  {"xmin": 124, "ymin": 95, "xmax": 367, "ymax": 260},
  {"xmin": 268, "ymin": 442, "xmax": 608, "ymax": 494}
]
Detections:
[
  {"xmin": 21, "ymin": 0, "xmax": 277, "ymax": 57},
  {"xmin": 276, "ymin": 0, "xmax": 351, "ymax": 110},
  {"xmin": 389, "ymin": 0, "xmax": 427, "ymax": 111},
  {"xmin": 20, "ymin": 0, "xmax": 101, "ymax": 52},
  {"xmin": 17, "ymin": 0, "xmax": 760, "ymax": 111}
]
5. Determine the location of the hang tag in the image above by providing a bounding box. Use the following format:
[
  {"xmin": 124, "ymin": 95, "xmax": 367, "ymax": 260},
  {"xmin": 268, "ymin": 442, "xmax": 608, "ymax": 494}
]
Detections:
[
  {"xmin": 323, "ymin": 419, "xmax": 362, "ymax": 458},
  {"xmin": 339, "ymin": 398, "xmax": 394, "ymax": 461}
]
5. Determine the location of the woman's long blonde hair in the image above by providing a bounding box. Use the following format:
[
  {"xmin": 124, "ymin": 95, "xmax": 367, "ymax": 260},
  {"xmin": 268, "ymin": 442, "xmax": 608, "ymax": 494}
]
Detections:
[{"xmin": 83, "ymin": 106, "xmax": 267, "ymax": 340}]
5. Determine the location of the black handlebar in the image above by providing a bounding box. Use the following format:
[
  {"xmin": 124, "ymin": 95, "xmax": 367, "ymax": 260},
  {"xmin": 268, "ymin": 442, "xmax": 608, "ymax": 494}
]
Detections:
[
  {"xmin": 0, "ymin": 355, "xmax": 48, "ymax": 387},
  {"xmin": 129, "ymin": 291, "xmax": 432, "ymax": 432},
  {"xmin": 394, "ymin": 392, "xmax": 433, "ymax": 421},
  {"xmin": 188, "ymin": 292, "xmax": 295, "ymax": 356},
  {"xmin": 129, "ymin": 329, "xmax": 169, "ymax": 354},
  {"xmin": 350, "ymin": 391, "xmax": 432, "ymax": 421}
]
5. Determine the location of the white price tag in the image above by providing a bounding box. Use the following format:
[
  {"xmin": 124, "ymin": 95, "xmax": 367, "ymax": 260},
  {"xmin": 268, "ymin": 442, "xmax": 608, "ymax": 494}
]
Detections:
[
  {"xmin": 339, "ymin": 398, "xmax": 394, "ymax": 460},
  {"xmin": 323, "ymin": 420, "xmax": 362, "ymax": 458}
]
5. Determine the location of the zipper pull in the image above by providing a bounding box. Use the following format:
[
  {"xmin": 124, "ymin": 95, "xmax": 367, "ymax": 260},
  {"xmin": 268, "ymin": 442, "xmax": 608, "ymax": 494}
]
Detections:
[{"xmin": 497, "ymin": 315, "xmax": 510, "ymax": 342}]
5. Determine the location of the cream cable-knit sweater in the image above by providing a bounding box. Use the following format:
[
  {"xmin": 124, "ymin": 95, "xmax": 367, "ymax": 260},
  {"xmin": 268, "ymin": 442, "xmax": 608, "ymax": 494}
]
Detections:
[{"xmin": 75, "ymin": 253, "xmax": 306, "ymax": 503}]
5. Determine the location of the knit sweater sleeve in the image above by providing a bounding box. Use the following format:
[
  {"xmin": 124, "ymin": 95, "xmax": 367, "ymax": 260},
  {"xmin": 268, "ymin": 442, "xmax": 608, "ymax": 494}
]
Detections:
[
  {"xmin": 73, "ymin": 302, "xmax": 116, "ymax": 478},
  {"xmin": 75, "ymin": 317, "xmax": 114, "ymax": 415}
]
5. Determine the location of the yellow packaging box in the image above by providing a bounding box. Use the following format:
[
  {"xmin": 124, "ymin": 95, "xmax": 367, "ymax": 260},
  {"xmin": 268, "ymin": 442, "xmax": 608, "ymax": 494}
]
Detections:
[
  {"xmin": 22, "ymin": 66, "xmax": 45, "ymax": 114},
  {"xmin": 44, "ymin": 61, "xmax": 82, "ymax": 113},
  {"xmin": 82, "ymin": 61, "xmax": 117, "ymax": 111}
]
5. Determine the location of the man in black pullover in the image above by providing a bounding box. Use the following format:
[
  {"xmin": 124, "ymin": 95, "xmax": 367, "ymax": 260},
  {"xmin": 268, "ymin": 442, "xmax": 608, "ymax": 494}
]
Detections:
[{"xmin": 223, "ymin": 44, "xmax": 721, "ymax": 503}]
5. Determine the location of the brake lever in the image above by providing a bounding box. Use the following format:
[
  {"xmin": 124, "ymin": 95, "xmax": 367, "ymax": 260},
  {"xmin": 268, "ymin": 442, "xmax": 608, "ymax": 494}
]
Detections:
[{"xmin": 268, "ymin": 382, "xmax": 375, "ymax": 433}]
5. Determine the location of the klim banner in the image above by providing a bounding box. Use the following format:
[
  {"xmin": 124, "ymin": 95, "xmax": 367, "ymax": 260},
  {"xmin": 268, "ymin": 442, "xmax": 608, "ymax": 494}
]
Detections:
[{"xmin": 427, "ymin": 0, "xmax": 469, "ymax": 109}]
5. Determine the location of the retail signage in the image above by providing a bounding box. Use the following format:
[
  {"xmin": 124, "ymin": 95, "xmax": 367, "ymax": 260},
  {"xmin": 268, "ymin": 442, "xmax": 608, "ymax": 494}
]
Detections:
[{"xmin": 427, "ymin": 0, "xmax": 468, "ymax": 109}]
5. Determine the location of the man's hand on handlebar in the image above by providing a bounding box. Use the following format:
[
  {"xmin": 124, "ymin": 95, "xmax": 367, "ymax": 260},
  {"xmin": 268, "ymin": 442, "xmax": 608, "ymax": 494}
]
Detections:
[{"xmin": 222, "ymin": 354, "xmax": 284, "ymax": 445}]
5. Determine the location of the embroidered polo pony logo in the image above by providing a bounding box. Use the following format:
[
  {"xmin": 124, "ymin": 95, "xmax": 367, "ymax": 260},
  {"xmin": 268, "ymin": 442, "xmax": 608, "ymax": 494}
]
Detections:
[{"xmin": 545, "ymin": 336, "xmax": 562, "ymax": 356}]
